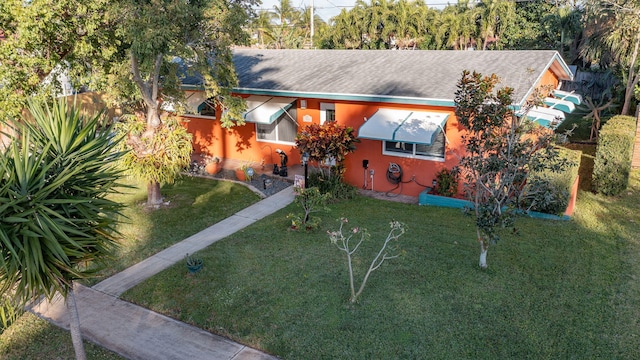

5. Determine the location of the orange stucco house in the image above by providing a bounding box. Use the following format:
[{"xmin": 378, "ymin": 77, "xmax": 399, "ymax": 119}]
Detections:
[{"xmin": 181, "ymin": 49, "xmax": 577, "ymax": 198}]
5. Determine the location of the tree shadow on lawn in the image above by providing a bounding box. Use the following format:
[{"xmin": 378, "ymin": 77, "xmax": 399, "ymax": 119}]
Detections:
[
  {"xmin": 563, "ymin": 143, "xmax": 596, "ymax": 192},
  {"xmin": 88, "ymin": 176, "xmax": 261, "ymax": 283}
]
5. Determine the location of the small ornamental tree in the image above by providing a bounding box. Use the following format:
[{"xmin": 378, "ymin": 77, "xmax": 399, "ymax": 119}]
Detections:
[
  {"xmin": 295, "ymin": 122, "xmax": 359, "ymax": 175},
  {"xmin": 287, "ymin": 186, "xmax": 331, "ymax": 231},
  {"xmin": 328, "ymin": 218, "xmax": 405, "ymax": 303},
  {"xmin": 454, "ymin": 71, "xmax": 566, "ymax": 269}
]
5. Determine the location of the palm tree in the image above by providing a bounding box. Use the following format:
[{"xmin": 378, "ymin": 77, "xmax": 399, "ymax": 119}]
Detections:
[
  {"xmin": 274, "ymin": 0, "xmax": 298, "ymax": 25},
  {"xmin": 439, "ymin": 2, "xmax": 475, "ymax": 50},
  {"xmin": 476, "ymin": 0, "xmax": 516, "ymax": 50},
  {"xmin": 414, "ymin": 0, "xmax": 440, "ymax": 49},
  {"xmin": 271, "ymin": 0, "xmax": 306, "ymax": 48},
  {"xmin": 251, "ymin": 10, "xmax": 276, "ymax": 48},
  {"xmin": 332, "ymin": 7, "xmax": 366, "ymax": 49},
  {"xmin": 300, "ymin": 6, "xmax": 326, "ymax": 48},
  {"xmin": 368, "ymin": 0, "xmax": 396, "ymax": 48},
  {"xmin": 0, "ymin": 98, "xmax": 125, "ymax": 359},
  {"xmin": 393, "ymin": 0, "xmax": 420, "ymax": 48}
]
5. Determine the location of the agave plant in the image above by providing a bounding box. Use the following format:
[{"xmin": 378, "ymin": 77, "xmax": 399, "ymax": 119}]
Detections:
[{"xmin": 0, "ymin": 97, "xmax": 126, "ymax": 359}]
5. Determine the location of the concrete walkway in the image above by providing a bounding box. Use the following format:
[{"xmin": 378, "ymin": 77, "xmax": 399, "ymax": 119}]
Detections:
[{"xmin": 31, "ymin": 186, "xmax": 295, "ymax": 360}]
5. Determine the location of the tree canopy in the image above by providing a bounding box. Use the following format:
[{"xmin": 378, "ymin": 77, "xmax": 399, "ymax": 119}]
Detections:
[
  {"xmin": 454, "ymin": 71, "xmax": 567, "ymax": 268},
  {"xmin": 0, "ymin": 0, "xmax": 114, "ymax": 121},
  {"xmin": 248, "ymin": 0, "xmax": 582, "ymax": 53}
]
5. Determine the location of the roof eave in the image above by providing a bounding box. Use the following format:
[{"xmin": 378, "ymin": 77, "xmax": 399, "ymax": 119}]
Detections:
[
  {"xmin": 515, "ymin": 51, "xmax": 574, "ymax": 108},
  {"xmin": 232, "ymin": 88, "xmax": 456, "ymax": 107}
]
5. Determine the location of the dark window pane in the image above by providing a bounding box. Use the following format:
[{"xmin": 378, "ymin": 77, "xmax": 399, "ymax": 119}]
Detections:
[
  {"xmin": 415, "ymin": 131, "xmax": 445, "ymax": 158},
  {"xmin": 326, "ymin": 109, "xmax": 336, "ymax": 122},
  {"xmin": 257, "ymin": 122, "xmax": 277, "ymax": 141},
  {"xmin": 258, "ymin": 108, "xmax": 297, "ymax": 143},
  {"xmin": 385, "ymin": 141, "xmax": 413, "ymax": 154},
  {"xmin": 197, "ymin": 98, "xmax": 216, "ymax": 117}
]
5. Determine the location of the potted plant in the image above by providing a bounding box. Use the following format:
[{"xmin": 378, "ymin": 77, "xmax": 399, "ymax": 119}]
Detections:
[
  {"xmin": 185, "ymin": 253, "xmax": 203, "ymax": 274},
  {"xmin": 204, "ymin": 155, "xmax": 222, "ymax": 175},
  {"xmin": 236, "ymin": 162, "xmax": 254, "ymax": 181}
]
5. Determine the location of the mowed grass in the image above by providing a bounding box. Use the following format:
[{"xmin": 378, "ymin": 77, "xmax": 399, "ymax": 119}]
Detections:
[
  {"xmin": 0, "ymin": 313, "xmax": 123, "ymax": 360},
  {"xmin": 0, "ymin": 176, "xmax": 261, "ymax": 359},
  {"xmin": 123, "ymin": 172, "xmax": 640, "ymax": 359},
  {"xmin": 92, "ymin": 175, "xmax": 261, "ymax": 281}
]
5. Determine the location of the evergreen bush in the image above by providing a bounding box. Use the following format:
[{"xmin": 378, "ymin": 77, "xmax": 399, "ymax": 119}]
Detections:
[
  {"xmin": 593, "ymin": 115, "xmax": 636, "ymax": 195},
  {"xmin": 307, "ymin": 169, "xmax": 358, "ymax": 201},
  {"xmin": 523, "ymin": 148, "xmax": 581, "ymax": 215}
]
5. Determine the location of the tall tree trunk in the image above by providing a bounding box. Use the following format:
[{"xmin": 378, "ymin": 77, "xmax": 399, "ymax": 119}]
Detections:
[
  {"xmin": 147, "ymin": 181, "xmax": 163, "ymax": 206},
  {"xmin": 67, "ymin": 285, "xmax": 87, "ymax": 360},
  {"xmin": 622, "ymin": 35, "xmax": 640, "ymax": 115}
]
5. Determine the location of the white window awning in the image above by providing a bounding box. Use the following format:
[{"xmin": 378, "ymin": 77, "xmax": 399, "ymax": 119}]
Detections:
[
  {"xmin": 524, "ymin": 106, "xmax": 566, "ymax": 129},
  {"xmin": 544, "ymin": 97, "xmax": 576, "ymax": 113},
  {"xmin": 358, "ymin": 109, "xmax": 449, "ymax": 145},
  {"xmin": 243, "ymin": 96, "xmax": 297, "ymax": 124},
  {"xmin": 552, "ymin": 89, "xmax": 582, "ymax": 105}
]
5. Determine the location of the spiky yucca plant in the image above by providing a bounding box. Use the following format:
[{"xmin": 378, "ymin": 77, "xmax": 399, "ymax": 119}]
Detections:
[{"xmin": 0, "ymin": 97, "xmax": 126, "ymax": 360}]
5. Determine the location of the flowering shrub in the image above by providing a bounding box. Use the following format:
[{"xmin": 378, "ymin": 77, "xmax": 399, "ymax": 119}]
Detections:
[{"xmin": 295, "ymin": 122, "xmax": 359, "ymax": 175}]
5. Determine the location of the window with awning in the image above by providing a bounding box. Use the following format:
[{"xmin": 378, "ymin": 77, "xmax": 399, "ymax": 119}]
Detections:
[
  {"xmin": 243, "ymin": 95, "xmax": 297, "ymax": 124},
  {"xmin": 552, "ymin": 90, "xmax": 583, "ymax": 105},
  {"xmin": 196, "ymin": 97, "xmax": 216, "ymax": 117},
  {"xmin": 523, "ymin": 106, "xmax": 566, "ymax": 129},
  {"xmin": 359, "ymin": 109, "xmax": 449, "ymax": 161},
  {"xmin": 544, "ymin": 97, "xmax": 576, "ymax": 113},
  {"xmin": 358, "ymin": 109, "xmax": 448, "ymax": 145}
]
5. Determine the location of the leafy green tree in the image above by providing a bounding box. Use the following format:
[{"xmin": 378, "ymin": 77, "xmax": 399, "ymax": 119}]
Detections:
[
  {"xmin": 454, "ymin": 71, "xmax": 565, "ymax": 268},
  {"xmin": 544, "ymin": 2, "xmax": 583, "ymax": 58},
  {"xmin": 0, "ymin": 98, "xmax": 125, "ymax": 359},
  {"xmin": 330, "ymin": 7, "xmax": 367, "ymax": 49},
  {"xmin": 271, "ymin": 0, "xmax": 305, "ymax": 48},
  {"xmin": 503, "ymin": 0, "xmax": 556, "ymax": 50},
  {"xmin": 99, "ymin": 0, "xmax": 255, "ymax": 205},
  {"xmin": 414, "ymin": 1, "xmax": 440, "ymax": 49},
  {"xmin": 0, "ymin": 0, "xmax": 256, "ymax": 206},
  {"xmin": 0, "ymin": 0, "xmax": 114, "ymax": 121},
  {"xmin": 582, "ymin": 0, "xmax": 640, "ymax": 115},
  {"xmin": 437, "ymin": 0, "xmax": 479, "ymax": 50},
  {"xmin": 250, "ymin": 10, "xmax": 277, "ymax": 48}
]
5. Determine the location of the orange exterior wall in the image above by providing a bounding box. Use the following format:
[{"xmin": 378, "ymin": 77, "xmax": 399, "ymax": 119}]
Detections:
[
  {"xmin": 335, "ymin": 101, "xmax": 463, "ymax": 197},
  {"xmin": 182, "ymin": 97, "xmax": 466, "ymax": 198},
  {"xmin": 539, "ymin": 69, "xmax": 560, "ymax": 93},
  {"xmin": 182, "ymin": 95, "xmax": 304, "ymax": 167}
]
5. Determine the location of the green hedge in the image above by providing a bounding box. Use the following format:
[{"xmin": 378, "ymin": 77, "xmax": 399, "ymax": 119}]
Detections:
[
  {"xmin": 593, "ymin": 115, "xmax": 636, "ymax": 195},
  {"xmin": 525, "ymin": 147, "xmax": 581, "ymax": 215}
]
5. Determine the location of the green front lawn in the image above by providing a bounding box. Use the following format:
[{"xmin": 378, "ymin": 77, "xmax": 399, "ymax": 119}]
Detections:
[
  {"xmin": 0, "ymin": 313, "xmax": 123, "ymax": 360},
  {"xmin": 123, "ymin": 172, "xmax": 640, "ymax": 359},
  {"xmin": 92, "ymin": 175, "xmax": 261, "ymax": 281},
  {"xmin": 0, "ymin": 176, "xmax": 261, "ymax": 359}
]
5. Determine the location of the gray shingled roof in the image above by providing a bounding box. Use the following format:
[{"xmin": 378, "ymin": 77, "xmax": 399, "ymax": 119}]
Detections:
[{"xmin": 230, "ymin": 49, "xmax": 571, "ymax": 106}]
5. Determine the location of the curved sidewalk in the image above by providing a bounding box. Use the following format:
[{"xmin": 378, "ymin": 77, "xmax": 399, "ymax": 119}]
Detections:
[{"xmin": 31, "ymin": 186, "xmax": 295, "ymax": 360}]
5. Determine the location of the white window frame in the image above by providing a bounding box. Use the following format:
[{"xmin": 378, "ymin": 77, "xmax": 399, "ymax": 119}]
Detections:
[
  {"xmin": 320, "ymin": 103, "xmax": 335, "ymax": 125},
  {"xmin": 255, "ymin": 110, "xmax": 298, "ymax": 145},
  {"xmin": 382, "ymin": 131, "xmax": 446, "ymax": 162}
]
